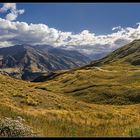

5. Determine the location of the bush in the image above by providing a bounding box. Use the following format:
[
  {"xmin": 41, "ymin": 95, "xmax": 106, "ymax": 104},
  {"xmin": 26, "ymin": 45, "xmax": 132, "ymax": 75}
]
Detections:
[
  {"xmin": 20, "ymin": 96, "xmax": 39, "ymax": 106},
  {"xmin": 26, "ymin": 97, "xmax": 39, "ymax": 106},
  {"xmin": 0, "ymin": 116, "xmax": 35, "ymax": 137},
  {"xmin": 12, "ymin": 93, "xmax": 25, "ymax": 98},
  {"xmin": 95, "ymin": 113, "xmax": 104, "ymax": 119},
  {"xmin": 129, "ymin": 127, "xmax": 140, "ymax": 136}
]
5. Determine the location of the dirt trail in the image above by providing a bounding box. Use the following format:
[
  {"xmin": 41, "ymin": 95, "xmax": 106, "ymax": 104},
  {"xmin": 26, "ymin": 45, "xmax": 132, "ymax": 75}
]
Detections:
[
  {"xmin": 94, "ymin": 67, "xmax": 140, "ymax": 73},
  {"xmin": 94, "ymin": 67, "xmax": 117, "ymax": 72}
]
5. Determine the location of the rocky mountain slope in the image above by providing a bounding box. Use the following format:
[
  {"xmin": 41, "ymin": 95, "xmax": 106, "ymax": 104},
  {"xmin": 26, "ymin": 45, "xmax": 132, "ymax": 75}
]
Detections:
[{"xmin": 0, "ymin": 44, "xmax": 90, "ymax": 80}]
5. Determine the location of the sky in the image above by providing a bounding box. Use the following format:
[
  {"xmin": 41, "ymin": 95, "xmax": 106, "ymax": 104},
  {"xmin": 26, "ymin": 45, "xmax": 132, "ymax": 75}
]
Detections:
[{"xmin": 0, "ymin": 3, "xmax": 140, "ymax": 57}]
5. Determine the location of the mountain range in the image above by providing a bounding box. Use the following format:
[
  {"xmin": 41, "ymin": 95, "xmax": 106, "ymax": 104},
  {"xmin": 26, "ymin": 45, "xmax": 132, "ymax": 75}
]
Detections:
[{"xmin": 0, "ymin": 44, "xmax": 90, "ymax": 80}]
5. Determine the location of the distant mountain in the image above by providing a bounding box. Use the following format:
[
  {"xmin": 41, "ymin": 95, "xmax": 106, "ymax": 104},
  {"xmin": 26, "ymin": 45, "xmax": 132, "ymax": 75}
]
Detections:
[
  {"xmin": 89, "ymin": 39, "xmax": 140, "ymax": 66},
  {"xmin": 88, "ymin": 52, "xmax": 111, "ymax": 60},
  {"xmin": 0, "ymin": 44, "xmax": 90, "ymax": 80}
]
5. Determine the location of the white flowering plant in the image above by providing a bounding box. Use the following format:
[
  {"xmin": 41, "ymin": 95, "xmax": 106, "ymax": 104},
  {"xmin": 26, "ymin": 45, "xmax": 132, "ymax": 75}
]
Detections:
[{"xmin": 0, "ymin": 116, "xmax": 35, "ymax": 137}]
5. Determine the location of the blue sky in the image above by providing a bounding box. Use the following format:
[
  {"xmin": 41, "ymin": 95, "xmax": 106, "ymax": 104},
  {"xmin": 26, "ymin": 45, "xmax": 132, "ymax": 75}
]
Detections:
[
  {"xmin": 1, "ymin": 3, "xmax": 140, "ymax": 58},
  {"xmin": 17, "ymin": 3, "xmax": 140, "ymax": 34},
  {"xmin": 1, "ymin": 3, "xmax": 140, "ymax": 34}
]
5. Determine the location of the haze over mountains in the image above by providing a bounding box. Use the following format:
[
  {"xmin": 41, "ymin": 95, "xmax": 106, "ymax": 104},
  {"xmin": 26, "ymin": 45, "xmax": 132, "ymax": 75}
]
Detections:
[{"xmin": 0, "ymin": 44, "xmax": 90, "ymax": 80}]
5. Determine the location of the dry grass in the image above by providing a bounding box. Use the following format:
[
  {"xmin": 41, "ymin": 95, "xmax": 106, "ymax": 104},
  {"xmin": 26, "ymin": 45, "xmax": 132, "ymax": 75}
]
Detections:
[
  {"xmin": 34, "ymin": 63, "xmax": 140, "ymax": 105},
  {"xmin": 1, "ymin": 64, "xmax": 140, "ymax": 136}
]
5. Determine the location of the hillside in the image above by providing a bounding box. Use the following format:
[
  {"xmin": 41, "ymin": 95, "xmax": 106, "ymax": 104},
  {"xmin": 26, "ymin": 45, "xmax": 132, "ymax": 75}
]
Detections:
[
  {"xmin": 0, "ymin": 44, "xmax": 90, "ymax": 80},
  {"xmin": 0, "ymin": 74, "xmax": 140, "ymax": 136},
  {"xmin": 33, "ymin": 63, "xmax": 140, "ymax": 105}
]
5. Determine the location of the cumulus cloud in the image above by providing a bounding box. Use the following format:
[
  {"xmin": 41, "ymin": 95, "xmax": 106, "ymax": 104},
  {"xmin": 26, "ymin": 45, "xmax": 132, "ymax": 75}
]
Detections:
[
  {"xmin": 0, "ymin": 3, "xmax": 24, "ymax": 21},
  {"xmin": 0, "ymin": 18, "xmax": 140, "ymax": 58},
  {"xmin": 0, "ymin": 3, "xmax": 16, "ymax": 12}
]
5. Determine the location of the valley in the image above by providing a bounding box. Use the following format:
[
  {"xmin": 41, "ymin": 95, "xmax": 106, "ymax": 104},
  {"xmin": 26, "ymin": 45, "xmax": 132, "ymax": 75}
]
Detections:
[
  {"xmin": 1, "ymin": 2, "xmax": 140, "ymax": 137},
  {"xmin": 1, "ymin": 40, "xmax": 140, "ymax": 136}
]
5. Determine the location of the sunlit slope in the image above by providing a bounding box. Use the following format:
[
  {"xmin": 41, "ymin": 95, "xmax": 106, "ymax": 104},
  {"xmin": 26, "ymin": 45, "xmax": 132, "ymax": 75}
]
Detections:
[
  {"xmin": 0, "ymin": 74, "xmax": 140, "ymax": 136},
  {"xmin": 34, "ymin": 39, "xmax": 140, "ymax": 105},
  {"xmin": 0, "ymin": 74, "xmax": 91, "ymax": 111},
  {"xmin": 34, "ymin": 63, "xmax": 140, "ymax": 105}
]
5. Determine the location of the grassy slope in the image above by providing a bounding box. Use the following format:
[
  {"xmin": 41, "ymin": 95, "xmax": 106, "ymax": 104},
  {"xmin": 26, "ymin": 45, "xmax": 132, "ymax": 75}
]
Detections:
[
  {"xmin": 1, "ymin": 62, "xmax": 140, "ymax": 136},
  {"xmin": 35, "ymin": 63, "xmax": 140, "ymax": 105}
]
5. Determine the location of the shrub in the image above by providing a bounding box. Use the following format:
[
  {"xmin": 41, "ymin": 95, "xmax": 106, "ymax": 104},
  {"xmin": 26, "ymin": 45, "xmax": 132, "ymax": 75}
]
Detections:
[
  {"xmin": 12, "ymin": 93, "xmax": 25, "ymax": 98},
  {"xmin": 95, "ymin": 113, "xmax": 104, "ymax": 119},
  {"xmin": 129, "ymin": 127, "xmax": 140, "ymax": 136},
  {"xmin": 26, "ymin": 97, "xmax": 39, "ymax": 106},
  {"xmin": 20, "ymin": 96, "xmax": 39, "ymax": 106},
  {"xmin": 0, "ymin": 116, "xmax": 35, "ymax": 137}
]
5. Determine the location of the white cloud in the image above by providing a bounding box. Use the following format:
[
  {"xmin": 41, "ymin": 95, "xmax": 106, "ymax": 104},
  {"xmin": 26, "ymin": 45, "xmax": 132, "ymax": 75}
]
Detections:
[
  {"xmin": 112, "ymin": 26, "xmax": 122, "ymax": 31},
  {"xmin": 0, "ymin": 3, "xmax": 16, "ymax": 12},
  {"xmin": 0, "ymin": 3, "xmax": 25, "ymax": 21},
  {"xmin": 0, "ymin": 17, "xmax": 140, "ymax": 57}
]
